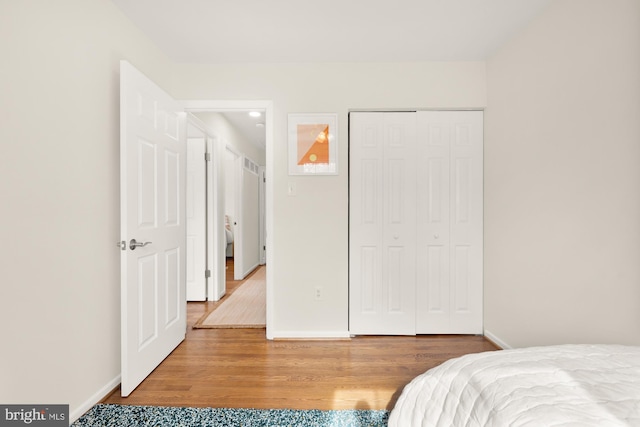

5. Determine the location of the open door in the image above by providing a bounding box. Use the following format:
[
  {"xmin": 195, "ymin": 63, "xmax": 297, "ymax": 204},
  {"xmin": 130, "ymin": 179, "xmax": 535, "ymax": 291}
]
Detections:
[
  {"xmin": 119, "ymin": 61, "xmax": 187, "ymax": 396},
  {"xmin": 224, "ymin": 146, "xmax": 243, "ymax": 280},
  {"xmin": 186, "ymin": 133, "xmax": 207, "ymax": 301}
]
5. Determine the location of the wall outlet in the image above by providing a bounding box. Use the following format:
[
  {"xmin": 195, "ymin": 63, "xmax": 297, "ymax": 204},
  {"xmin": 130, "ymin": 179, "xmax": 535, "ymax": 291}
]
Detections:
[{"xmin": 314, "ymin": 286, "xmax": 322, "ymax": 300}]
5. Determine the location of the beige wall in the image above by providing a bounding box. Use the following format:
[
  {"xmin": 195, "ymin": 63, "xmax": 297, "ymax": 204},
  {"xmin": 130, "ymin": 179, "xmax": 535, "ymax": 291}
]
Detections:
[
  {"xmin": 485, "ymin": 0, "xmax": 640, "ymax": 348},
  {"xmin": 0, "ymin": 0, "xmax": 173, "ymax": 419},
  {"xmin": 169, "ymin": 62, "xmax": 487, "ymax": 336}
]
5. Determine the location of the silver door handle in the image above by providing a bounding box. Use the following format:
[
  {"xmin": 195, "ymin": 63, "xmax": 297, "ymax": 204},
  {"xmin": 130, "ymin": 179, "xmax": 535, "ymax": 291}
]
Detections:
[{"xmin": 129, "ymin": 239, "xmax": 152, "ymax": 250}]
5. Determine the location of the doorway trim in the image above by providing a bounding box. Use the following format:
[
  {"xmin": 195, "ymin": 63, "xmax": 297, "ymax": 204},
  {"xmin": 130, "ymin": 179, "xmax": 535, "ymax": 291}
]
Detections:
[{"xmin": 183, "ymin": 100, "xmax": 274, "ymax": 340}]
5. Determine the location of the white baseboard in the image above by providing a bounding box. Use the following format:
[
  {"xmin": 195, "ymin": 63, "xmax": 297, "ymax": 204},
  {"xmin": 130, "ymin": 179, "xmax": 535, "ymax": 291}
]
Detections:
[
  {"xmin": 484, "ymin": 329, "xmax": 512, "ymax": 349},
  {"xmin": 270, "ymin": 330, "xmax": 351, "ymax": 339},
  {"xmin": 69, "ymin": 375, "xmax": 120, "ymax": 424}
]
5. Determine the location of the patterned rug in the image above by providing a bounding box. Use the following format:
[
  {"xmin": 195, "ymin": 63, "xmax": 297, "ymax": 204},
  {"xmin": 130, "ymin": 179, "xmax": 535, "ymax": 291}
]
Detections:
[{"xmin": 72, "ymin": 404, "xmax": 389, "ymax": 426}]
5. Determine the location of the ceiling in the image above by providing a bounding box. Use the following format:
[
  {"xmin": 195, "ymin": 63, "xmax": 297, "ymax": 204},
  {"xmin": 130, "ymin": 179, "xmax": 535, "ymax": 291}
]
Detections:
[
  {"xmin": 111, "ymin": 0, "xmax": 551, "ymax": 64},
  {"xmin": 112, "ymin": 0, "xmax": 552, "ymax": 147},
  {"xmin": 220, "ymin": 111, "xmax": 266, "ymax": 148}
]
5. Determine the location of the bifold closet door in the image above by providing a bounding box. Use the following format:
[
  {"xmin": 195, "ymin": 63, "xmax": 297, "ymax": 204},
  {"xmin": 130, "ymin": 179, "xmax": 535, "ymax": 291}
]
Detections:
[
  {"xmin": 349, "ymin": 112, "xmax": 417, "ymax": 335},
  {"xmin": 416, "ymin": 111, "xmax": 483, "ymax": 334}
]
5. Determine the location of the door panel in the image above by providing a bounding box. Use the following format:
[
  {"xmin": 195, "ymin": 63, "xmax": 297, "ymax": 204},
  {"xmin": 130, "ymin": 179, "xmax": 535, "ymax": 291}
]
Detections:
[
  {"xmin": 449, "ymin": 111, "xmax": 483, "ymax": 333},
  {"xmin": 240, "ymin": 157, "xmax": 261, "ymax": 277},
  {"xmin": 165, "ymin": 247, "xmax": 181, "ymax": 325},
  {"xmin": 165, "ymin": 150, "xmax": 180, "ymax": 226},
  {"xmin": 416, "ymin": 111, "xmax": 483, "ymax": 334},
  {"xmin": 120, "ymin": 61, "xmax": 186, "ymax": 396},
  {"xmin": 349, "ymin": 112, "xmax": 416, "ymax": 335},
  {"xmin": 349, "ymin": 113, "xmax": 384, "ymax": 333},
  {"xmin": 186, "ymin": 138, "xmax": 206, "ymax": 301}
]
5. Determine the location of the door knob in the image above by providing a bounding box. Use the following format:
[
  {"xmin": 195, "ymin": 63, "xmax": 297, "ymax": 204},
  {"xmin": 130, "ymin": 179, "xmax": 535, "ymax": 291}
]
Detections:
[{"xmin": 129, "ymin": 239, "xmax": 152, "ymax": 250}]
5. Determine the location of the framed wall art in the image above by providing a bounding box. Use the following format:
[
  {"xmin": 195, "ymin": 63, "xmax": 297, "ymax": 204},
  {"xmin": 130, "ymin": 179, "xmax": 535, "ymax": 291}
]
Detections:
[{"xmin": 288, "ymin": 113, "xmax": 338, "ymax": 175}]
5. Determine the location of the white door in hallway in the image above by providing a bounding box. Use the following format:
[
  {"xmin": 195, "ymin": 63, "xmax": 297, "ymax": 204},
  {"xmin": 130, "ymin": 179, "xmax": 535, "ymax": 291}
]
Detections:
[
  {"xmin": 119, "ymin": 61, "xmax": 187, "ymax": 396},
  {"xmin": 349, "ymin": 112, "xmax": 417, "ymax": 335},
  {"xmin": 186, "ymin": 136, "xmax": 207, "ymax": 301}
]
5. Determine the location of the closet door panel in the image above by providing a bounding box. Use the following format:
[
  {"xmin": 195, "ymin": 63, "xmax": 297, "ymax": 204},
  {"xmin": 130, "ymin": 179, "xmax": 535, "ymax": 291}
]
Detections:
[
  {"xmin": 416, "ymin": 116, "xmax": 451, "ymax": 331},
  {"xmin": 349, "ymin": 113, "xmax": 385, "ymax": 333},
  {"xmin": 449, "ymin": 112, "xmax": 483, "ymax": 333},
  {"xmin": 416, "ymin": 111, "xmax": 483, "ymax": 334},
  {"xmin": 381, "ymin": 113, "xmax": 417, "ymax": 334},
  {"xmin": 350, "ymin": 112, "xmax": 416, "ymax": 335}
]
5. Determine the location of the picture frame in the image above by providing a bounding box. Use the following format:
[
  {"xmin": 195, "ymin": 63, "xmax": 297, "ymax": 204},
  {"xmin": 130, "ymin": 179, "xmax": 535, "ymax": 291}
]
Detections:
[{"xmin": 288, "ymin": 113, "xmax": 338, "ymax": 175}]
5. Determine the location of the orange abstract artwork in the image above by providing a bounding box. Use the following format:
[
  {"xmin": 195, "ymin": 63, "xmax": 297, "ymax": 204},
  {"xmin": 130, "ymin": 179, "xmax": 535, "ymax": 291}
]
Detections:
[{"xmin": 297, "ymin": 124, "xmax": 330, "ymax": 165}]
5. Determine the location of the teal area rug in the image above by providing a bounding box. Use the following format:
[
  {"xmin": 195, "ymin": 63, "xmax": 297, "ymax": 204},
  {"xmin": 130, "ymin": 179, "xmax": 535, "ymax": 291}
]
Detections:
[{"xmin": 73, "ymin": 404, "xmax": 389, "ymax": 427}]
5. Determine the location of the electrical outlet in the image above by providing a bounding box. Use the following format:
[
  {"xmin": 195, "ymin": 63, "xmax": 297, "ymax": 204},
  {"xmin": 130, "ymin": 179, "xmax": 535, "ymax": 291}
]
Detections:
[{"xmin": 314, "ymin": 286, "xmax": 322, "ymax": 300}]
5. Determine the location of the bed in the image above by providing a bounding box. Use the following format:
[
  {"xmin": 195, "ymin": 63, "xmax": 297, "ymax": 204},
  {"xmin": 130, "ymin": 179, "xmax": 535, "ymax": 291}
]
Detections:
[{"xmin": 389, "ymin": 344, "xmax": 640, "ymax": 426}]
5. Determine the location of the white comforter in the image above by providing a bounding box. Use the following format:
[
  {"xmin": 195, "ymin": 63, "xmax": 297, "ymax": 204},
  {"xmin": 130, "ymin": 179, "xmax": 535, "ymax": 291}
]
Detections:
[{"xmin": 390, "ymin": 344, "xmax": 640, "ymax": 426}]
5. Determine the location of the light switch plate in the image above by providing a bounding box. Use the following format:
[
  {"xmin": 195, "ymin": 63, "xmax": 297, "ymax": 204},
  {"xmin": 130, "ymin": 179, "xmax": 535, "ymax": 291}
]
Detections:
[{"xmin": 287, "ymin": 181, "xmax": 297, "ymax": 196}]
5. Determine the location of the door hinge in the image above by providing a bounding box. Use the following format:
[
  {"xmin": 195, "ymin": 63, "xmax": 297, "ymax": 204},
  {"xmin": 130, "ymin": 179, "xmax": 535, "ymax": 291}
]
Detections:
[
  {"xmin": 205, "ymin": 269, "xmax": 211, "ymax": 278},
  {"xmin": 204, "ymin": 153, "xmax": 211, "ymax": 162}
]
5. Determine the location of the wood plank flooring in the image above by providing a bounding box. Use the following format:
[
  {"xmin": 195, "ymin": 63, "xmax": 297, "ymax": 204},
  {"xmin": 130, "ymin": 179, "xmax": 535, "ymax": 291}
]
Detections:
[{"xmin": 104, "ymin": 263, "xmax": 499, "ymax": 411}]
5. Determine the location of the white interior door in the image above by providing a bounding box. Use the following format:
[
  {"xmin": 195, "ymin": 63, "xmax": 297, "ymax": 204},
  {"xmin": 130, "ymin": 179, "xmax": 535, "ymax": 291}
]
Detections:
[
  {"xmin": 416, "ymin": 111, "xmax": 483, "ymax": 334},
  {"xmin": 349, "ymin": 112, "xmax": 417, "ymax": 335},
  {"xmin": 186, "ymin": 136, "xmax": 206, "ymax": 301},
  {"xmin": 259, "ymin": 166, "xmax": 266, "ymax": 265},
  {"xmin": 240, "ymin": 156, "xmax": 261, "ymax": 277},
  {"xmin": 119, "ymin": 60, "xmax": 187, "ymax": 396},
  {"xmin": 224, "ymin": 147, "xmax": 245, "ymax": 280},
  {"xmin": 207, "ymin": 136, "xmax": 226, "ymax": 301}
]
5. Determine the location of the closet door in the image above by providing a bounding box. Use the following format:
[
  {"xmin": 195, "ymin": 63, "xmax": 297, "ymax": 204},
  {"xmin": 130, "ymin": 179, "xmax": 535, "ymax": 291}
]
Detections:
[
  {"xmin": 416, "ymin": 111, "xmax": 483, "ymax": 334},
  {"xmin": 349, "ymin": 112, "xmax": 417, "ymax": 335}
]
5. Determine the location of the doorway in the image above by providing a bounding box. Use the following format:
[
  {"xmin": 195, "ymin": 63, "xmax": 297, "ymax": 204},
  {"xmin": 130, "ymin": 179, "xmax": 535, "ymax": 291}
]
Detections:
[{"xmin": 183, "ymin": 100, "xmax": 274, "ymax": 339}]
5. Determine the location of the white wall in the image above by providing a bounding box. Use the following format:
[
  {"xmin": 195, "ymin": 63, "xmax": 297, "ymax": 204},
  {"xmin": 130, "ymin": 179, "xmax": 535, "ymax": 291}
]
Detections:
[
  {"xmin": 195, "ymin": 112, "xmax": 266, "ymax": 166},
  {"xmin": 485, "ymin": 0, "xmax": 640, "ymax": 348},
  {"xmin": 168, "ymin": 62, "xmax": 487, "ymax": 336},
  {"xmin": 0, "ymin": 0, "xmax": 174, "ymax": 420}
]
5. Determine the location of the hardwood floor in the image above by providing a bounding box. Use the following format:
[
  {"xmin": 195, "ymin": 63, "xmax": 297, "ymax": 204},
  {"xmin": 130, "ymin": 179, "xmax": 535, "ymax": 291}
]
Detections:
[{"xmin": 104, "ymin": 264, "xmax": 499, "ymax": 411}]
